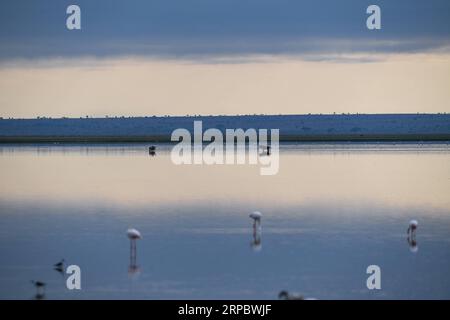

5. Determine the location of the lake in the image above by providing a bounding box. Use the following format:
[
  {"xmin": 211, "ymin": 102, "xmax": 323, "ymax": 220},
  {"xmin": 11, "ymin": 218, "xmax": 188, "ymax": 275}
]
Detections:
[{"xmin": 0, "ymin": 142, "xmax": 449, "ymax": 299}]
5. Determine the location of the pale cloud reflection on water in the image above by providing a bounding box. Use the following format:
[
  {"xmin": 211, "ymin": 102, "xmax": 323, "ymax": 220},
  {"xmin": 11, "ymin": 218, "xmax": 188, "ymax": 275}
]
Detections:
[
  {"xmin": 0, "ymin": 143, "xmax": 449, "ymax": 299},
  {"xmin": 1, "ymin": 143, "xmax": 449, "ymax": 210}
]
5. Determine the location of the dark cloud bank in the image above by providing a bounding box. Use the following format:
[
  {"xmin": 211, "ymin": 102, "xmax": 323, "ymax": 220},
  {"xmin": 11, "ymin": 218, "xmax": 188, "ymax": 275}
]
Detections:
[{"xmin": 0, "ymin": 0, "xmax": 449, "ymax": 61}]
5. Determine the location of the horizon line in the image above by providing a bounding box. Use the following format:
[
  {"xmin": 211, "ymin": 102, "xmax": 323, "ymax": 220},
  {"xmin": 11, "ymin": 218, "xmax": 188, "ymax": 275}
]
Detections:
[{"xmin": 1, "ymin": 112, "xmax": 449, "ymax": 121}]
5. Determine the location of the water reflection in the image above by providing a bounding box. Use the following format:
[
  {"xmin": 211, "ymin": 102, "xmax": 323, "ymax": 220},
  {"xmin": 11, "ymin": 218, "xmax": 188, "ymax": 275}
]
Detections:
[
  {"xmin": 1, "ymin": 143, "xmax": 449, "ymax": 209},
  {"xmin": 33, "ymin": 292, "xmax": 46, "ymax": 300},
  {"xmin": 407, "ymin": 235, "xmax": 418, "ymax": 253},
  {"xmin": 0, "ymin": 143, "xmax": 449, "ymax": 299},
  {"xmin": 250, "ymin": 223, "xmax": 262, "ymax": 252}
]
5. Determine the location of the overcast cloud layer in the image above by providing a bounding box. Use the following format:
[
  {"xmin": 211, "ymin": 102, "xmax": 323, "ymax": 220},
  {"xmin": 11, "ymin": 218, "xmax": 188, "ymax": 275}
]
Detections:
[{"xmin": 1, "ymin": 0, "xmax": 450, "ymax": 61}]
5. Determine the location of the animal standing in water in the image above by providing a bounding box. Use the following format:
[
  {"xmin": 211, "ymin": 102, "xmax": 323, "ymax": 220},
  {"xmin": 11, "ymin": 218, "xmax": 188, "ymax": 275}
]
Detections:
[
  {"xmin": 249, "ymin": 211, "xmax": 262, "ymax": 227},
  {"xmin": 54, "ymin": 259, "xmax": 65, "ymax": 274},
  {"xmin": 251, "ymin": 222, "xmax": 262, "ymax": 252},
  {"xmin": 278, "ymin": 290, "xmax": 304, "ymax": 300},
  {"xmin": 249, "ymin": 211, "xmax": 262, "ymax": 251},
  {"xmin": 407, "ymin": 220, "xmax": 418, "ymax": 253},
  {"xmin": 407, "ymin": 220, "xmax": 418, "ymax": 234},
  {"xmin": 127, "ymin": 228, "xmax": 142, "ymax": 276},
  {"xmin": 259, "ymin": 145, "xmax": 271, "ymax": 156},
  {"xmin": 31, "ymin": 280, "xmax": 46, "ymax": 300},
  {"xmin": 278, "ymin": 290, "xmax": 316, "ymax": 300}
]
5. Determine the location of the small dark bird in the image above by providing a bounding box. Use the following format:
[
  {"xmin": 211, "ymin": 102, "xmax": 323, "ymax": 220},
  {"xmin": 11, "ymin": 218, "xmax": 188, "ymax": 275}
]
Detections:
[
  {"xmin": 259, "ymin": 145, "xmax": 271, "ymax": 156},
  {"xmin": 31, "ymin": 281, "xmax": 46, "ymax": 300},
  {"xmin": 31, "ymin": 280, "xmax": 46, "ymax": 295},
  {"xmin": 31, "ymin": 280, "xmax": 45, "ymax": 288},
  {"xmin": 149, "ymin": 146, "xmax": 157, "ymax": 156},
  {"xmin": 54, "ymin": 259, "xmax": 65, "ymax": 273},
  {"xmin": 54, "ymin": 259, "xmax": 65, "ymax": 269}
]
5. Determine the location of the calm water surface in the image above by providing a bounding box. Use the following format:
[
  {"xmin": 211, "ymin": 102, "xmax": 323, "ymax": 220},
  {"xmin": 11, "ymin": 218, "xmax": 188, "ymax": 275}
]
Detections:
[{"xmin": 0, "ymin": 143, "xmax": 449, "ymax": 299}]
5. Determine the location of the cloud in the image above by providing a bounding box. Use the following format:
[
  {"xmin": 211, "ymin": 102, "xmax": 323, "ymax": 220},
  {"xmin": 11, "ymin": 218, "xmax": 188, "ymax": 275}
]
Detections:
[
  {"xmin": 1, "ymin": 53, "xmax": 450, "ymax": 118},
  {"xmin": 0, "ymin": 0, "xmax": 450, "ymax": 62}
]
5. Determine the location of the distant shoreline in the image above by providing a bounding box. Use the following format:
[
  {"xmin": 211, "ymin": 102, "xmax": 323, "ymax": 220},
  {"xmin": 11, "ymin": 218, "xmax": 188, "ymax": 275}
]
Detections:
[
  {"xmin": 1, "ymin": 114, "xmax": 449, "ymax": 143},
  {"xmin": 1, "ymin": 134, "xmax": 449, "ymax": 143}
]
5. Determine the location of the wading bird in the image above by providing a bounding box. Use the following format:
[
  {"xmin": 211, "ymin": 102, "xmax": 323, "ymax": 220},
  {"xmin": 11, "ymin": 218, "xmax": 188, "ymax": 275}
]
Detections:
[
  {"xmin": 278, "ymin": 290, "xmax": 316, "ymax": 300},
  {"xmin": 407, "ymin": 220, "xmax": 418, "ymax": 253},
  {"xmin": 53, "ymin": 259, "xmax": 65, "ymax": 273},
  {"xmin": 278, "ymin": 290, "xmax": 304, "ymax": 300},
  {"xmin": 127, "ymin": 228, "xmax": 142, "ymax": 241},
  {"xmin": 251, "ymin": 223, "xmax": 262, "ymax": 252},
  {"xmin": 31, "ymin": 281, "xmax": 46, "ymax": 299},
  {"xmin": 407, "ymin": 220, "xmax": 418, "ymax": 234},
  {"xmin": 127, "ymin": 228, "xmax": 142, "ymax": 276},
  {"xmin": 259, "ymin": 145, "xmax": 271, "ymax": 156},
  {"xmin": 249, "ymin": 211, "xmax": 262, "ymax": 225},
  {"xmin": 249, "ymin": 211, "xmax": 262, "ymax": 251}
]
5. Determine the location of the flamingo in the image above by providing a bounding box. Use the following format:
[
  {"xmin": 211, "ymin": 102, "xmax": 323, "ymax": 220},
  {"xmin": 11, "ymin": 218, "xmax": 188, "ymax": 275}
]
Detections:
[
  {"xmin": 407, "ymin": 220, "xmax": 418, "ymax": 234},
  {"xmin": 278, "ymin": 290, "xmax": 316, "ymax": 300},
  {"xmin": 127, "ymin": 228, "xmax": 142, "ymax": 276},
  {"xmin": 249, "ymin": 211, "xmax": 262, "ymax": 224},
  {"xmin": 278, "ymin": 290, "xmax": 304, "ymax": 300},
  {"xmin": 407, "ymin": 220, "xmax": 418, "ymax": 253},
  {"xmin": 54, "ymin": 259, "xmax": 65, "ymax": 269},
  {"xmin": 249, "ymin": 211, "xmax": 262, "ymax": 251},
  {"xmin": 127, "ymin": 228, "xmax": 142, "ymax": 240}
]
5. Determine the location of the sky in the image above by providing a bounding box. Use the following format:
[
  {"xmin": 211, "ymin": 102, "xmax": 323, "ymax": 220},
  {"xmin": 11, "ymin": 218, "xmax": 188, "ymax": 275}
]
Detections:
[{"xmin": 0, "ymin": 0, "xmax": 450, "ymax": 117}]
